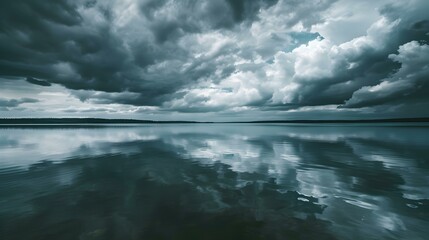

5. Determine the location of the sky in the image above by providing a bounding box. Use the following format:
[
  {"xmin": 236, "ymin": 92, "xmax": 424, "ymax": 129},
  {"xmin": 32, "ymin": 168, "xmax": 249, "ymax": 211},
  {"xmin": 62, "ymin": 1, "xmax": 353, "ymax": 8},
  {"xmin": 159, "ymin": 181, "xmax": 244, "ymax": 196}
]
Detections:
[{"xmin": 0, "ymin": 0, "xmax": 428, "ymax": 121}]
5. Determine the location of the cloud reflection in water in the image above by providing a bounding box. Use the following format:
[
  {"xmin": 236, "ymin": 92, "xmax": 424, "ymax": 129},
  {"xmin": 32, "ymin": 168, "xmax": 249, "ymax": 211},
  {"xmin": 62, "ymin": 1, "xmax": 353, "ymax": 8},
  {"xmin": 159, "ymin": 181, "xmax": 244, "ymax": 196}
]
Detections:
[{"xmin": 0, "ymin": 124, "xmax": 428, "ymax": 239}]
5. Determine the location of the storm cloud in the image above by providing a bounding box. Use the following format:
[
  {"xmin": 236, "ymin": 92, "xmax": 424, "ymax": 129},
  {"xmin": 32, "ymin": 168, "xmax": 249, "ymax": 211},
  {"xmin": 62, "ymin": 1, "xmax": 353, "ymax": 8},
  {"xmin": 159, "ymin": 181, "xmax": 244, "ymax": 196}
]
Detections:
[
  {"xmin": 26, "ymin": 77, "xmax": 52, "ymax": 87},
  {"xmin": 0, "ymin": 0, "xmax": 428, "ymax": 120}
]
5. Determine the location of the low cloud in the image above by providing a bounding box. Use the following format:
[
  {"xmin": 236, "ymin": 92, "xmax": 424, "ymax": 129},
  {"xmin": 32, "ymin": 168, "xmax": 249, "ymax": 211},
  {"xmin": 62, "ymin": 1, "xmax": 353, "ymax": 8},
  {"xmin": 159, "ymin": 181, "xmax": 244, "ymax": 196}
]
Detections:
[
  {"xmin": 0, "ymin": 98, "xmax": 39, "ymax": 108},
  {"xmin": 26, "ymin": 77, "xmax": 52, "ymax": 87}
]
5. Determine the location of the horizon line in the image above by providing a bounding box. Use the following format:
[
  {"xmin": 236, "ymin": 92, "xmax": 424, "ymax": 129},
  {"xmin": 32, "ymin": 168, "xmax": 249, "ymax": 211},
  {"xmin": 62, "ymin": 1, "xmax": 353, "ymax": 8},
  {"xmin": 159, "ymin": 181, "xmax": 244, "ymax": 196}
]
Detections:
[{"xmin": 1, "ymin": 117, "xmax": 429, "ymax": 124}]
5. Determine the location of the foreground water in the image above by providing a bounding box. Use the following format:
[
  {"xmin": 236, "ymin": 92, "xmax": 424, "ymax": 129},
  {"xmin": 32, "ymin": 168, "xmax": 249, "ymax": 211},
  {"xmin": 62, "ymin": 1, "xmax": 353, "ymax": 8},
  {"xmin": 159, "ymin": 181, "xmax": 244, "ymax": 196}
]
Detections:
[{"xmin": 0, "ymin": 124, "xmax": 428, "ymax": 240}]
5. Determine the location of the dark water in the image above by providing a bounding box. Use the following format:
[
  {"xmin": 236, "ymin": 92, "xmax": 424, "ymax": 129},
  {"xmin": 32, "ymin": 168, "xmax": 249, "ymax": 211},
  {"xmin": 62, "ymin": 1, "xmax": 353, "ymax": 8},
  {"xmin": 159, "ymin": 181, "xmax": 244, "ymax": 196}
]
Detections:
[{"xmin": 0, "ymin": 124, "xmax": 428, "ymax": 240}]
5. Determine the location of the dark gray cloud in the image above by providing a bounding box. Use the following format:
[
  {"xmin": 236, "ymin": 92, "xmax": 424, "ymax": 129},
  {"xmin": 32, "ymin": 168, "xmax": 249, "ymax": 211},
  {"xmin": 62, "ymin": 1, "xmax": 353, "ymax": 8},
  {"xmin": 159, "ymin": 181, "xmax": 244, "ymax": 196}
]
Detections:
[
  {"xmin": 1, "ymin": 0, "xmax": 278, "ymax": 107},
  {"xmin": 225, "ymin": 0, "xmax": 279, "ymax": 23},
  {"xmin": 0, "ymin": 0, "xmax": 428, "ymax": 119},
  {"xmin": 0, "ymin": 0, "xmax": 330, "ymax": 103},
  {"xmin": 342, "ymin": 41, "xmax": 429, "ymax": 108},
  {"xmin": 26, "ymin": 77, "xmax": 52, "ymax": 87},
  {"xmin": 0, "ymin": 97, "xmax": 38, "ymax": 108}
]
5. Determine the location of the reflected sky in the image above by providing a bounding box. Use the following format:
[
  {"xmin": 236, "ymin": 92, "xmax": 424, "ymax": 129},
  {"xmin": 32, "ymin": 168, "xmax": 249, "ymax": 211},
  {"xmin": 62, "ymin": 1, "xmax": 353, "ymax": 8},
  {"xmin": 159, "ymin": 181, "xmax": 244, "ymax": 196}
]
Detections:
[{"xmin": 0, "ymin": 124, "xmax": 428, "ymax": 239}]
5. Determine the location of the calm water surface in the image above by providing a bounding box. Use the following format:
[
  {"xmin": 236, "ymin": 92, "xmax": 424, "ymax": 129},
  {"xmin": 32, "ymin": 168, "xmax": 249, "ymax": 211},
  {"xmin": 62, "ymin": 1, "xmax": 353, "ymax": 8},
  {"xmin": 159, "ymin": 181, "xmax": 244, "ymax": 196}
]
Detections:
[{"xmin": 0, "ymin": 124, "xmax": 428, "ymax": 239}]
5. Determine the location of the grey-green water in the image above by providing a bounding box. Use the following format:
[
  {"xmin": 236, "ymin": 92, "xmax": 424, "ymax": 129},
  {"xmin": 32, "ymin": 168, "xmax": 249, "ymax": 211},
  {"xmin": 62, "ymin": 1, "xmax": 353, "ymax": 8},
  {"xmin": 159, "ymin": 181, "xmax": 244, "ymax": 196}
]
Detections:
[{"xmin": 0, "ymin": 124, "xmax": 428, "ymax": 240}]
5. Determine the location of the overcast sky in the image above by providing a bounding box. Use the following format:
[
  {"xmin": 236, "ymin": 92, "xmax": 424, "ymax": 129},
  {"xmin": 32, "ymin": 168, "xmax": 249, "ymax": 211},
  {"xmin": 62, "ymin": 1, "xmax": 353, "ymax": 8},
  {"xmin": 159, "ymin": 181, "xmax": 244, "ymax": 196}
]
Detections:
[{"xmin": 0, "ymin": 0, "xmax": 428, "ymax": 121}]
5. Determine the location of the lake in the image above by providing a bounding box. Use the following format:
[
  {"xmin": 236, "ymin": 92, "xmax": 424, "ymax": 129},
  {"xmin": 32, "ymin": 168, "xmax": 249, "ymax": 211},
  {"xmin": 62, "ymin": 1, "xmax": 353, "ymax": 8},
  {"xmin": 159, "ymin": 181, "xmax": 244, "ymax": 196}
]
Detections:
[{"xmin": 0, "ymin": 124, "xmax": 428, "ymax": 239}]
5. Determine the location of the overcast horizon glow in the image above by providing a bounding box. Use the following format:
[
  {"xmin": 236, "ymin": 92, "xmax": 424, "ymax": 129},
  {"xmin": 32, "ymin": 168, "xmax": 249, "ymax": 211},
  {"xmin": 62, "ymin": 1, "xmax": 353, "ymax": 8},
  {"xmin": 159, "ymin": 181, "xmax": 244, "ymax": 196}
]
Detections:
[{"xmin": 1, "ymin": 0, "xmax": 429, "ymax": 121}]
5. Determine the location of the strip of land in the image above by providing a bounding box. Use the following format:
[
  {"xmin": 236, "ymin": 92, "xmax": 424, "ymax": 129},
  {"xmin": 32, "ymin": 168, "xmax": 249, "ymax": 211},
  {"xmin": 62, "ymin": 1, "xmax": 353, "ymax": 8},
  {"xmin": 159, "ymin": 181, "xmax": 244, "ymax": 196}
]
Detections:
[
  {"xmin": 0, "ymin": 117, "xmax": 429, "ymax": 124},
  {"xmin": 0, "ymin": 118, "xmax": 201, "ymax": 124}
]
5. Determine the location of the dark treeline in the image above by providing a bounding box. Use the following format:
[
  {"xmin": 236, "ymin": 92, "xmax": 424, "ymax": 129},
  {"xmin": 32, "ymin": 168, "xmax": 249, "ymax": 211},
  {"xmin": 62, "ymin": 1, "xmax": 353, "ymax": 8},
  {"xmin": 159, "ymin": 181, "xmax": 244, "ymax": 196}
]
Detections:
[
  {"xmin": 236, "ymin": 117, "xmax": 429, "ymax": 123},
  {"xmin": 0, "ymin": 118, "xmax": 202, "ymax": 124},
  {"xmin": 0, "ymin": 117, "xmax": 429, "ymax": 124}
]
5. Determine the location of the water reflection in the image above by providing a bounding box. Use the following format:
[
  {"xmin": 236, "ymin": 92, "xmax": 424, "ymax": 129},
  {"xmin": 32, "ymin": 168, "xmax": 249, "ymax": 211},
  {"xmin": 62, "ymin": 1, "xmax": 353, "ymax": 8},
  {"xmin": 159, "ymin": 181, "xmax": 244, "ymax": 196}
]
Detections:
[{"xmin": 0, "ymin": 124, "xmax": 428, "ymax": 239}]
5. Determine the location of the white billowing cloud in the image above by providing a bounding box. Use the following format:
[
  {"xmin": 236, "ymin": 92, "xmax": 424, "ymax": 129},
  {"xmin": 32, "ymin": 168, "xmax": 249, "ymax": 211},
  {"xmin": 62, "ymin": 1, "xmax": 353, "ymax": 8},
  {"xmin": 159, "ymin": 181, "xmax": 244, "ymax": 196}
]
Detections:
[
  {"xmin": 269, "ymin": 14, "xmax": 403, "ymax": 104},
  {"xmin": 312, "ymin": 0, "xmax": 393, "ymax": 44},
  {"xmin": 164, "ymin": 70, "xmax": 266, "ymax": 111},
  {"xmin": 292, "ymin": 38, "xmax": 335, "ymax": 81},
  {"xmin": 175, "ymin": 9, "xmax": 404, "ymax": 109}
]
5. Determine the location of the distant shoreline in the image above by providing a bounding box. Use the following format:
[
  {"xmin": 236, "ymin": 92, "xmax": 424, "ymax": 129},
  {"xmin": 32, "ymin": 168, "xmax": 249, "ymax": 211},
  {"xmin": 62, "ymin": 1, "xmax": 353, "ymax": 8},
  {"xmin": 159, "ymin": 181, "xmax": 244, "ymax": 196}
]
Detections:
[{"xmin": 1, "ymin": 117, "xmax": 429, "ymax": 125}]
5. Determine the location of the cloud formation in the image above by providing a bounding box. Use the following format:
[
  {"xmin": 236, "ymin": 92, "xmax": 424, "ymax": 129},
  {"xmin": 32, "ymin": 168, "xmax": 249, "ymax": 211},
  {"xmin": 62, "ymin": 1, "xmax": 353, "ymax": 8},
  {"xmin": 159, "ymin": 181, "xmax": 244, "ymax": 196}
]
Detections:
[
  {"xmin": 26, "ymin": 77, "xmax": 52, "ymax": 87},
  {"xmin": 343, "ymin": 41, "xmax": 429, "ymax": 108},
  {"xmin": 0, "ymin": 97, "xmax": 38, "ymax": 110},
  {"xmin": 0, "ymin": 0, "xmax": 428, "ymax": 119}
]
